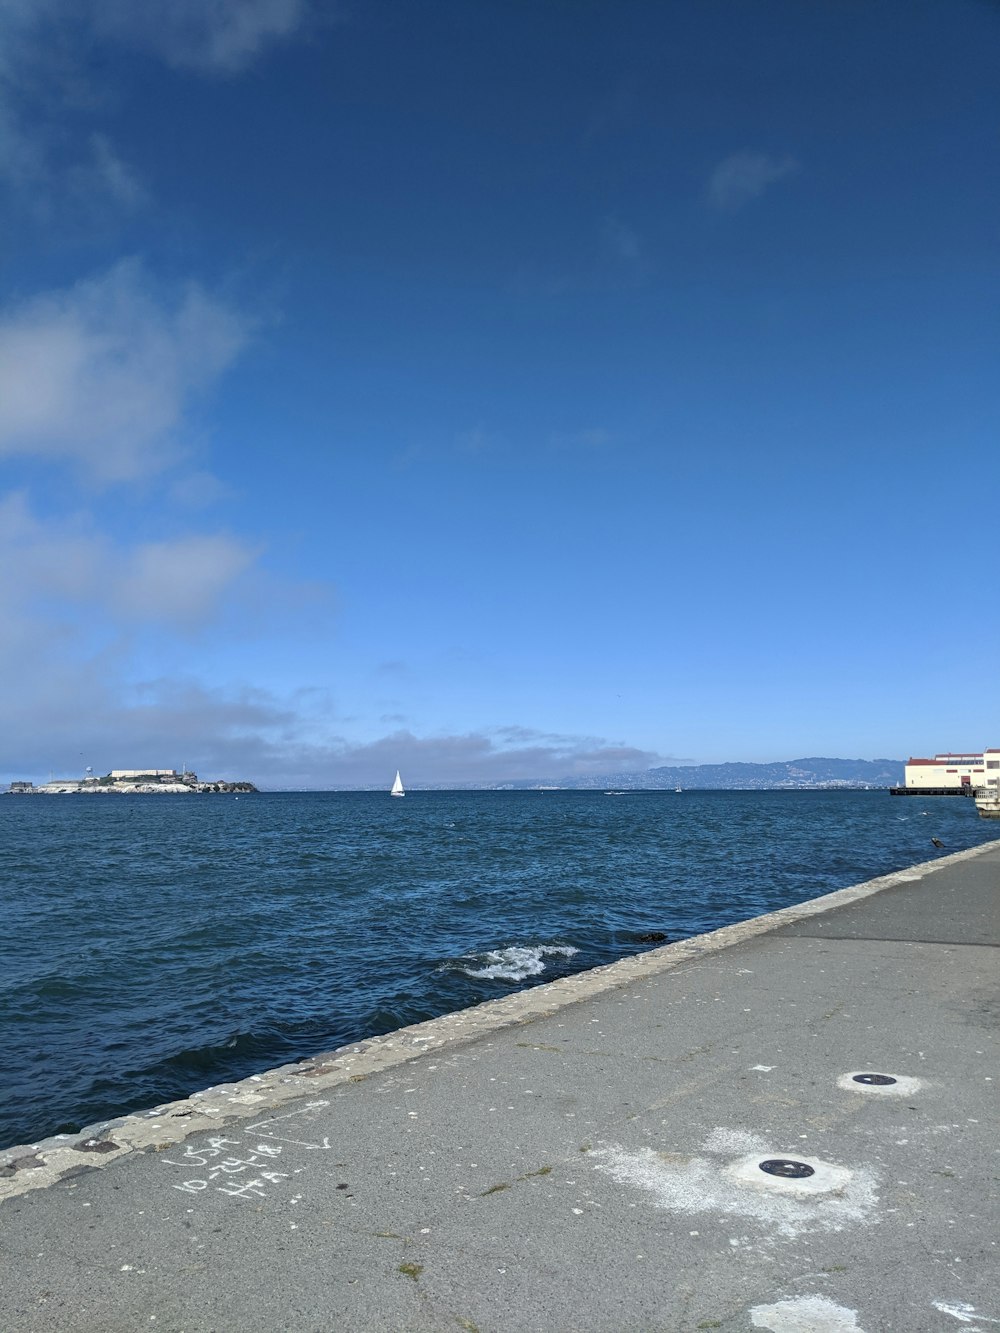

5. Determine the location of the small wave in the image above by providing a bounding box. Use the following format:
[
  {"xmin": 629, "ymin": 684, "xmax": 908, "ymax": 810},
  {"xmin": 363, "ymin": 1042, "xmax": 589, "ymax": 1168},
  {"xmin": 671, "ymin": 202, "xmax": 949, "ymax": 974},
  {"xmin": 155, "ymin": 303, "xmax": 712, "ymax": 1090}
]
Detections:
[{"xmin": 454, "ymin": 944, "xmax": 579, "ymax": 982}]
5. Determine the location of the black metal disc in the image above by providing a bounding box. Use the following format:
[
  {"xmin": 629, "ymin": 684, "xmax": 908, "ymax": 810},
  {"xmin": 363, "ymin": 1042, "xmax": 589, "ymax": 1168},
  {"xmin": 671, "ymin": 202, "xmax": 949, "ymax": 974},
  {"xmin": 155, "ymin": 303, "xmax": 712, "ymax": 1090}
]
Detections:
[
  {"xmin": 852, "ymin": 1073, "xmax": 897, "ymax": 1086},
  {"xmin": 758, "ymin": 1158, "xmax": 815, "ymax": 1179}
]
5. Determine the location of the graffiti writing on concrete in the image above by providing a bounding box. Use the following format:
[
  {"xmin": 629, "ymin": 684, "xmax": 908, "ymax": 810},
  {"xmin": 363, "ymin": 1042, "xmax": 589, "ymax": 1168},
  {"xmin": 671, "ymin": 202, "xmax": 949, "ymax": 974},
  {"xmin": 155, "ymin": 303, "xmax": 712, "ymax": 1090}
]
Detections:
[{"xmin": 162, "ymin": 1101, "xmax": 333, "ymax": 1201}]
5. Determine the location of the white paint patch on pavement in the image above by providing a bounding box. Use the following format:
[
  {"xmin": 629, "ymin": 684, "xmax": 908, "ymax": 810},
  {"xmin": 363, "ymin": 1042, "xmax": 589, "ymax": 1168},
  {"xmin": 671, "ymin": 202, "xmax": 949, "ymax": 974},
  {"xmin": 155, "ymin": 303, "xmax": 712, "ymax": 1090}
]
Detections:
[
  {"xmin": 933, "ymin": 1300, "xmax": 1000, "ymax": 1325},
  {"xmin": 837, "ymin": 1072, "xmax": 924, "ymax": 1096},
  {"xmin": 727, "ymin": 1154, "xmax": 854, "ymax": 1200},
  {"xmin": 704, "ymin": 1128, "xmax": 768, "ymax": 1155},
  {"xmin": 750, "ymin": 1294, "xmax": 863, "ymax": 1331},
  {"xmin": 592, "ymin": 1129, "xmax": 878, "ymax": 1239}
]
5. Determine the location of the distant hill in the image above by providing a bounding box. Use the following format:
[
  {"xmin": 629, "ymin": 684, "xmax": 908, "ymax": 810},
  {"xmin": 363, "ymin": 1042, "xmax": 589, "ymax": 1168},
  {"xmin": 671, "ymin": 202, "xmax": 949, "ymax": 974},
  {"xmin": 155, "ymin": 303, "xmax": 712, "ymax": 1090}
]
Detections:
[{"xmin": 561, "ymin": 757, "xmax": 903, "ymax": 791}]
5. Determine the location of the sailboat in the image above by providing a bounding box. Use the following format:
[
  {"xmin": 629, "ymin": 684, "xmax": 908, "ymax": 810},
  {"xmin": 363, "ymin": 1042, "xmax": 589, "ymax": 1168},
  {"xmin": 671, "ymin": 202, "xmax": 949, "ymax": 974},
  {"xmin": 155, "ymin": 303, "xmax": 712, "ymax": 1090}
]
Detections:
[{"xmin": 390, "ymin": 770, "xmax": 405, "ymax": 797}]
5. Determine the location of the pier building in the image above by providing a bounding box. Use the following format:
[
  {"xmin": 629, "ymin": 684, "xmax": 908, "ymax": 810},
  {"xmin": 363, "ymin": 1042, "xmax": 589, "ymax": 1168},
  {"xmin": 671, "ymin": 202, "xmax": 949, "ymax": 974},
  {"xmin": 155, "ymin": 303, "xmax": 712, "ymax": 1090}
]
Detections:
[{"xmin": 891, "ymin": 748, "xmax": 1000, "ymax": 796}]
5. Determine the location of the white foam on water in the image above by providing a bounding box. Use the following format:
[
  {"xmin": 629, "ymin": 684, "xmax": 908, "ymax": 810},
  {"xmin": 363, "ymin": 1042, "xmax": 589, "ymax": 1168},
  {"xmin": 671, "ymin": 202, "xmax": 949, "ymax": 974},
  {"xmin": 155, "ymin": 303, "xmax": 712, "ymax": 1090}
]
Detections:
[
  {"xmin": 751, "ymin": 1295, "xmax": 863, "ymax": 1331},
  {"xmin": 457, "ymin": 944, "xmax": 579, "ymax": 981}
]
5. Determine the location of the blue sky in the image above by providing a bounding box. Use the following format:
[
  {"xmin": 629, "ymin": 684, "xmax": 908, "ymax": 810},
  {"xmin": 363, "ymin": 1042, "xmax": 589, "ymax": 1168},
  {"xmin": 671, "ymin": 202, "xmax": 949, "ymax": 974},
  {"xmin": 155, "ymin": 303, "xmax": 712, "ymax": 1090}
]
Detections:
[{"xmin": 1, "ymin": 0, "xmax": 997, "ymax": 786}]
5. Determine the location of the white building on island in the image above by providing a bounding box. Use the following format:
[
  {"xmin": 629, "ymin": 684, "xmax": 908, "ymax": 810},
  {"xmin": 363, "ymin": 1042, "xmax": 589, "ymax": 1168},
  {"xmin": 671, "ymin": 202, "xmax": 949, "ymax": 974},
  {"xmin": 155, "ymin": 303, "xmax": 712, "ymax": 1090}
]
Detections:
[{"xmin": 4, "ymin": 768, "xmax": 251, "ymax": 794}]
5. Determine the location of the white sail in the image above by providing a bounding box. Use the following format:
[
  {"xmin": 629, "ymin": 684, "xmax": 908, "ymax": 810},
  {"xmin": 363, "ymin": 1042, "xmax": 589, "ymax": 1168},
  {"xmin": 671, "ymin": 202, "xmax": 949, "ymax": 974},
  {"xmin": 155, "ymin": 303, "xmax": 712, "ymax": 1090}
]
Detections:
[{"xmin": 390, "ymin": 770, "xmax": 405, "ymax": 797}]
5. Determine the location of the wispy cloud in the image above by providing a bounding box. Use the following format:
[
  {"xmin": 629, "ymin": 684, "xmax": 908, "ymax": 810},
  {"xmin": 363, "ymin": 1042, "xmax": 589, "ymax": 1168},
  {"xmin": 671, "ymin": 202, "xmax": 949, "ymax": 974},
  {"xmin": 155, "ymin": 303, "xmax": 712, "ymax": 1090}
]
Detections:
[
  {"xmin": 320, "ymin": 727, "xmax": 662, "ymax": 788},
  {"xmin": 69, "ymin": 133, "xmax": 147, "ymax": 211},
  {"xmin": 707, "ymin": 151, "xmax": 798, "ymax": 212},
  {"xmin": 0, "ymin": 689, "xmax": 665, "ymax": 788},
  {"xmin": 0, "ymin": 0, "xmax": 319, "ymax": 219},
  {"xmin": 0, "ymin": 669, "xmax": 309, "ymax": 785},
  {"xmin": 0, "ymin": 492, "xmax": 258, "ymax": 630},
  {"xmin": 112, "ymin": 536, "xmax": 259, "ymax": 626},
  {"xmin": 602, "ymin": 215, "xmax": 642, "ymax": 263},
  {"xmin": 0, "ymin": 260, "xmax": 251, "ymax": 483},
  {"xmin": 260, "ymin": 726, "xmax": 663, "ymax": 789},
  {"xmin": 0, "ymin": 489, "xmax": 277, "ymax": 781},
  {"xmin": 0, "ymin": 0, "xmax": 317, "ymax": 80},
  {"xmin": 89, "ymin": 0, "xmax": 318, "ymax": 75},
  {"xmin": 0, "ymin": 255, "xmax": 328, "ymax": 781},
  {"xmin": 167, "ymin": 470, "xmax": 236, "ymax": 510},
  {"xmin": 0, "ymin": 2, "xmax": 345, "ymax": 788},
  {"xmin": 0, "ymin": 576, "xmax": 662, "ymax": 786},
  {"xmin": 0, "ymin": 2, "xmax": 139, "ymax": 217},
  {"xmin": 0, "ymin": 109, "xmax": 147, "ymax": 227}
]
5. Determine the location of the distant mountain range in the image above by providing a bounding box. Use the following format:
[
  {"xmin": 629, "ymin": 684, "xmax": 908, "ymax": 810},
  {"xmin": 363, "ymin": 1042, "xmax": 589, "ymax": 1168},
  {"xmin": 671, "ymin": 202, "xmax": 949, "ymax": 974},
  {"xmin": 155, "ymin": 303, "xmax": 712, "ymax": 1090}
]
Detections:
[{"xmin": 507, "ymin": 757, "xmax": 904, "ymax": 791}]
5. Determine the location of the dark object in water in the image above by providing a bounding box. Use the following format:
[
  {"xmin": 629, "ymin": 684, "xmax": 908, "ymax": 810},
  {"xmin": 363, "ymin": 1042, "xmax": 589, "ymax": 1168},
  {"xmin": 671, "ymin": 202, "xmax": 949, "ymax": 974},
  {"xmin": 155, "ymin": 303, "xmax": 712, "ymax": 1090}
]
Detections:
[
  {"xmin": 931, "ymin": 837, "xmax": 944, "ymax": 849},
  {"xmin": 637, "ymin": 931, "xmax": 669, "ymax": 943}
]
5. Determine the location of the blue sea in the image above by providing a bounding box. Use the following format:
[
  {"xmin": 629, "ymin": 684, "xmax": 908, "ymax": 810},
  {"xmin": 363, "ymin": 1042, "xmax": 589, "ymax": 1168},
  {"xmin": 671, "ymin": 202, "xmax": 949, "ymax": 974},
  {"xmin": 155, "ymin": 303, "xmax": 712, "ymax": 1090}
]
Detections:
[{"xmin": 1, "ymin": 789, "xmax": 993, "ymax": 1151}]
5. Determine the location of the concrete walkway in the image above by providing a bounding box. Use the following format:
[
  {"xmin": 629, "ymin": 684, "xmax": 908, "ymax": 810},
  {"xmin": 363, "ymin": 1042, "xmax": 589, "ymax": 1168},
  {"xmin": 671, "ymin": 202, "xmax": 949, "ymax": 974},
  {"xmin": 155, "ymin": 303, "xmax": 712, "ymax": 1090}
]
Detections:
[{"xmin": 1, "ymin": 844, "xmax": 997, "ymax": 1332}]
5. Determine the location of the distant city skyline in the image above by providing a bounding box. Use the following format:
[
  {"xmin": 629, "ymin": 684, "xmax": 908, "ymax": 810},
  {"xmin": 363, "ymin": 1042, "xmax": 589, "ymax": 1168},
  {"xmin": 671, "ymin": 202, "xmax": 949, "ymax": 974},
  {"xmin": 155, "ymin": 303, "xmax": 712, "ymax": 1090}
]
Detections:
[{"xmin": 2, "ymin": 1, "xmax": 997, "ymax": 788}]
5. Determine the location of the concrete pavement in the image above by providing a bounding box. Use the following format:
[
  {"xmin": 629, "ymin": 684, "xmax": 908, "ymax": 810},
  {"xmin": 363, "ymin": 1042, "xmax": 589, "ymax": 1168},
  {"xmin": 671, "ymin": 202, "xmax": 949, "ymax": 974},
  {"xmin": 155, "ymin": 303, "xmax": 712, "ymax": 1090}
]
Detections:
[{"xmin": 1, "ymin": 843, "xmax": 997, "ymax": 1332}]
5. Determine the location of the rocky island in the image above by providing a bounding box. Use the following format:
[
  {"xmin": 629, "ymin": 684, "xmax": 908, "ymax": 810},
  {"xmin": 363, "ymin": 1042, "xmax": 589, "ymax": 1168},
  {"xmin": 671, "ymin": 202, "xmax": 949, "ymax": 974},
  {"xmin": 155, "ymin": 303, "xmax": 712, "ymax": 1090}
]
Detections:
[{"xmin": 6, "ymin": 768, "xmax": 257, "ymax": 795}]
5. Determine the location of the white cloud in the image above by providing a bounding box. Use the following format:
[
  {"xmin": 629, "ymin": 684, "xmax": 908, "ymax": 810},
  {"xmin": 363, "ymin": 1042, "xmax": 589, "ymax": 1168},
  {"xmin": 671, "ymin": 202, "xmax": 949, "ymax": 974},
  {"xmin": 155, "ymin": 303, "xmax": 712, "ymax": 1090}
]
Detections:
[
  {"xmin": 114, "ymin": 535, "xmax": 258, "ymax": 625},
  {"xmin": 90, "ymin": 0, "xmax": 317, "ymax": 74},
  {"xmin": 168, "ymin": 470, "xmax": 235, "ymax": 509},
  {"xmin": 0, "ymin": 491, "xmax": 258, "ymax": 630},
  {"xmin": 708, "ymin": 151, "xmax": 798, "ymax": 212},
  {"xmin": 0, "ymin": 669, "xmax": 304, "ymax": 784},
  {"xmin": 0, "ymin": 97, "xmax": 42, "ymax": 191},
  {"xmin": 0, "ymin": 491, "xmax": 105, "ymax": 605},
  {"xmin": 0, "ymin": 554, "xmax": 662, "ymax": 786},
  {"xmin": 0, "ymin": 0, "xmax": 315, "ymax": 78},
  {"xmin": 70, "ymin": 133, "xmax": 147, "ymax": 211},
  {"xmin": 0, "ymin": 1, "xmax": 140, "ymax": 214},
  {"xmin": 0, "ymin": 491, "xmax": 349, "ymax": 783},
  {"xmin": 0, "ymin": 0, "xmax": 318, "ymax": 217},
  {"xmin": 0, "ymin": 106, "xmax": 147, "ymax": 225},
  {"xmin": 0, "ymin": 260, "xmax": 250, "ymax": 483},
  {"xmin": 306, "ymin": 727, "xmax": 664, "ymax": 788}
]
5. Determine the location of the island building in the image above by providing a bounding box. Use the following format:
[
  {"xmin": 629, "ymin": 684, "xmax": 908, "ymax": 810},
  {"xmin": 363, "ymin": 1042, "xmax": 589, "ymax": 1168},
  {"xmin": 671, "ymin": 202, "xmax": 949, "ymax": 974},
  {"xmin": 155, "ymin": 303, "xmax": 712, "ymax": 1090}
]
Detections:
[
  {"xmin": 5, "ymin": 769, "xmax": 256, "ymax": 795},
  {"xmin": 891, "ymin": 749, "xmax": 1000, "ymax": 797}
]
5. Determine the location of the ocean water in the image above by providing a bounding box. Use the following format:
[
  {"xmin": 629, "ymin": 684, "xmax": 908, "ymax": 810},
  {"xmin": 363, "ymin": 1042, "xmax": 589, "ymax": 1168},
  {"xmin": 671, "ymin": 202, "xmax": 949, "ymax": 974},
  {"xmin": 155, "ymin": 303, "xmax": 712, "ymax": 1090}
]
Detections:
[{"xmin": 1, "ymin": 789, "xmax": 993, "ymax": 1150}]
